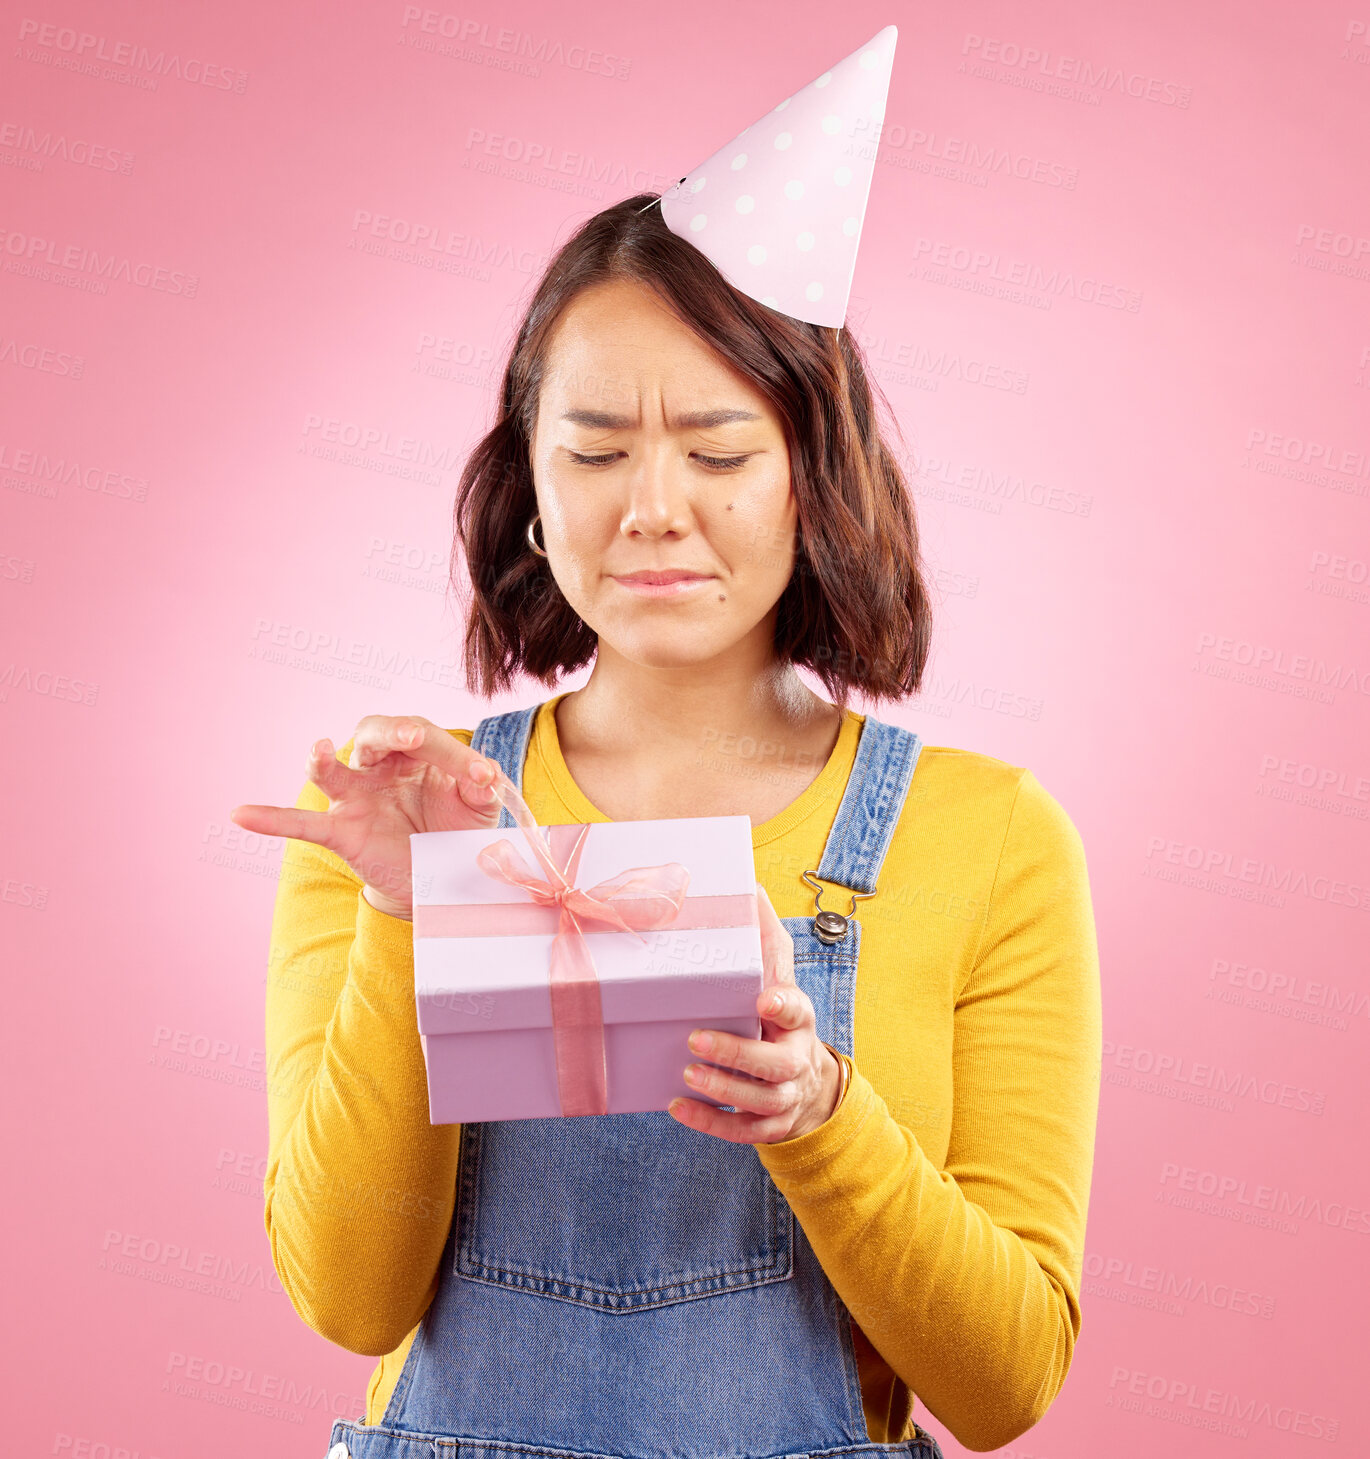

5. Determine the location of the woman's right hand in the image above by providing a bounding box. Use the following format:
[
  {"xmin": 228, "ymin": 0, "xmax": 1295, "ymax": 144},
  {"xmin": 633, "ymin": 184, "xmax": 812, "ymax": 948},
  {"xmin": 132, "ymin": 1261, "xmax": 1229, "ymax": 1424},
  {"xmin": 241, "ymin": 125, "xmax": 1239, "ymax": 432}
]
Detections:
[{"xmin": 230, "ymin": 715, "xmax": 507, "ymax": 920}]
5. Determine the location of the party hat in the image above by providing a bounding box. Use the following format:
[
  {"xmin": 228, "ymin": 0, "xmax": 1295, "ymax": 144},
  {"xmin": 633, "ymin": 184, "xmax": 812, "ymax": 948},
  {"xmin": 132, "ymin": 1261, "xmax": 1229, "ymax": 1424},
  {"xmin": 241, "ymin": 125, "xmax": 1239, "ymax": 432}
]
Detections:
[{"xmin": 653, "ymin": 24, "xmax": 898, "ymax": 328}]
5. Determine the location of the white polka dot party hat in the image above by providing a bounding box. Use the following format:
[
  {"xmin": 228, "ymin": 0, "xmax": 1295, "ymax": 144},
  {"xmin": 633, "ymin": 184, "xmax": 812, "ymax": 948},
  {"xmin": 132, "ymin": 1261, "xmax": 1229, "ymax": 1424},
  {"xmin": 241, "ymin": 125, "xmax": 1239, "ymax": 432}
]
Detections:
[{"xmin": 654, "ymin": 24, "xmax": 898, "ymax": 328}]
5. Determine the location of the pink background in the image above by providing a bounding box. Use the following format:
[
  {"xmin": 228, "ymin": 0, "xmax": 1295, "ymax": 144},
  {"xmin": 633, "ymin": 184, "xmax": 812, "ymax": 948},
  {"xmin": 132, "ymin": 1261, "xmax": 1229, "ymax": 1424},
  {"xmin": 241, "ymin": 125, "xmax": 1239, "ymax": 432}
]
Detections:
[{"xmin": 4, "ymin": 1, "xmax": 1367, "ymax": 1455}]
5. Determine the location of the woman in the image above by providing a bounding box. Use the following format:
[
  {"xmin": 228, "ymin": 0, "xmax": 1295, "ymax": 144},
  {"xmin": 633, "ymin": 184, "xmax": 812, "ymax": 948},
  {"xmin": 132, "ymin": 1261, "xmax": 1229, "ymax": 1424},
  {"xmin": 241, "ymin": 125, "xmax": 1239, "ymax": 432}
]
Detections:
[{"xmin": 235, "ymin": 194, "xmax": 1101, "ymax": 1459}]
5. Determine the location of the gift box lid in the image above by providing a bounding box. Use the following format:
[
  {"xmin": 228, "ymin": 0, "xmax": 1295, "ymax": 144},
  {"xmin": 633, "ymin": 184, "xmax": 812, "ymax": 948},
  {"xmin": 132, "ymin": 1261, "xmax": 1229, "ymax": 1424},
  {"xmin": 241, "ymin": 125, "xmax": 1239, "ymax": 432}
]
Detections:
[{"xmin": 410, "ymin": 814, "xmax": 763, "ymax": 1037}]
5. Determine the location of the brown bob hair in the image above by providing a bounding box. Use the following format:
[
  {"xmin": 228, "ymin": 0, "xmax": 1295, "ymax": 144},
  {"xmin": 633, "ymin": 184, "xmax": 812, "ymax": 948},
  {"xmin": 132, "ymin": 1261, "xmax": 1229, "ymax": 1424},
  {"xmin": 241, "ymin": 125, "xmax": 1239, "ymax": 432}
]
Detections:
[{"xmin": 453, "ymin": 192, "xmax": 933, "ymax": 710}]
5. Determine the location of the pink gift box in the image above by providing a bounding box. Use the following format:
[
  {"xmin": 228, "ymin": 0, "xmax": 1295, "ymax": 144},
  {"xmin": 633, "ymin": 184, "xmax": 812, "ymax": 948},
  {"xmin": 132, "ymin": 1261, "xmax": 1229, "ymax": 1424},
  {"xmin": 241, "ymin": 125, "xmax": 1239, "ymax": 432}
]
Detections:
[{"xmin": 410, "ymin": 810, "xmax": 764, "ymax": 1123}]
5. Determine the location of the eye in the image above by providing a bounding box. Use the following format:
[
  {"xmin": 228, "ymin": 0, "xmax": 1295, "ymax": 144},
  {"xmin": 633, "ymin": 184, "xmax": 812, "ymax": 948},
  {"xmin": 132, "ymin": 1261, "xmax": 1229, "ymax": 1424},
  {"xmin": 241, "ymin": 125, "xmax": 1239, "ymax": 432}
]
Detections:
[{"xmin": 567, "ymin": 451, "xmax": 752, "ymax": 472}]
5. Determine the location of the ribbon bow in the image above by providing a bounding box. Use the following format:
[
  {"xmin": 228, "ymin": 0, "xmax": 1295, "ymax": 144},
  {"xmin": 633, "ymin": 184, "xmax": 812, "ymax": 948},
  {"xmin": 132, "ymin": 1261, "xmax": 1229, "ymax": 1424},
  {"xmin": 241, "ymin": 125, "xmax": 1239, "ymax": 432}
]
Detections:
[{"xmin": 478, "ymin": 768, "xmax": 690, "ymax": 1116}]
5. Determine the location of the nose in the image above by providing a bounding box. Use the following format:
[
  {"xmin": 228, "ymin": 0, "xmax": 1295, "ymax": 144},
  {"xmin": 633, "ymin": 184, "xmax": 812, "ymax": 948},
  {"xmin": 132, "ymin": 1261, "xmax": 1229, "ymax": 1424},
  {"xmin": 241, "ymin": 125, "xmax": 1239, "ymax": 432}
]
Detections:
[{"xmin": 618, "ymin": 444, "xmax": 695, "ymax": 540}]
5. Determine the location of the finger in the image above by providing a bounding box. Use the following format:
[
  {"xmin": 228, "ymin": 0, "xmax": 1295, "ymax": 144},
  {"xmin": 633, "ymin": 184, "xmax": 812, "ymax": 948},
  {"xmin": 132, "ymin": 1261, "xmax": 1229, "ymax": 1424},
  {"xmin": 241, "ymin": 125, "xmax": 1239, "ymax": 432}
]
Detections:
[
  {"xmin": 351, "ymin": 714, "xmax": 437, "ymax": 770},
  {"xmin": 669, "ymin": 1095, "xmax": 807, "ymax": 1146},
  {"xmin": 230, "ymin": 737, "xmax": 360, "ymax": 843},
  {"xmin": 350, "ymin": 715, "xmax": 436, "ymax": 770},
  {"xmin": 229, "ymin": 803, "xmax": 340, "ymax": 852},
  {"xmin": 685, "ymin": 1022, "xmax": 805, "ymax": 1085},
  {"xmin": 682, "ymin": 1057, "xmax": 800, "ymax": 1118},
  {"xmin": 757, "ymin": 981, "xmax": 815, "ymax": 1033},
  {"xmin": 755, "ymin": 884, "xmax": 796, "ymax": 991},
  {"xmin": 306, "ymin": 737, "xmax": 374, "ymax": 802},
  {"xmin": 668, "ymin": 1092, "xmax": 792, "ymax": 1143},
  {"xmin": 352, "ymin": 715, "xmax": 501, "ymax": 803}
]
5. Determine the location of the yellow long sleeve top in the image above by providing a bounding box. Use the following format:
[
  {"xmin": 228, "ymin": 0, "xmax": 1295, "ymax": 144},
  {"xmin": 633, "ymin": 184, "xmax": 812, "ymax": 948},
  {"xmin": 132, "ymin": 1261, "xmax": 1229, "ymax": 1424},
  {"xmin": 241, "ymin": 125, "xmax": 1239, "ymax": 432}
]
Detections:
[{"xmin": 263, "ymin": 694, "xmax": 1102, "ymax": 1454}]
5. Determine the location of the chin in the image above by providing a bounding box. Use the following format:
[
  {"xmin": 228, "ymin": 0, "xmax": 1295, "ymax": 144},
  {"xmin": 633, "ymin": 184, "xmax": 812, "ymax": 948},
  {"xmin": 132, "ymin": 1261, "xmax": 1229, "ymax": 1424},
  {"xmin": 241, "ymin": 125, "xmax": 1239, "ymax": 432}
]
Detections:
[{"xmin": 616, "ymin": 627, "xmax": 731, "ymax": 667}]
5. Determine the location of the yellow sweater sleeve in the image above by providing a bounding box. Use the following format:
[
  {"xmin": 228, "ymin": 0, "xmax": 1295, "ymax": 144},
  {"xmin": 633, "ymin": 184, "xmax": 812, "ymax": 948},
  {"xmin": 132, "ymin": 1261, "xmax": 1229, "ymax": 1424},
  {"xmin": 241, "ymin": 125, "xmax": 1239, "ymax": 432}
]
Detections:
[
  {"xmin": 262, "ymin": 734, "xmax": 469, "ymax": 1356},
  {"xmin": 756, "ymin": 769, "xmax": 1103, "ymax": 1454}
]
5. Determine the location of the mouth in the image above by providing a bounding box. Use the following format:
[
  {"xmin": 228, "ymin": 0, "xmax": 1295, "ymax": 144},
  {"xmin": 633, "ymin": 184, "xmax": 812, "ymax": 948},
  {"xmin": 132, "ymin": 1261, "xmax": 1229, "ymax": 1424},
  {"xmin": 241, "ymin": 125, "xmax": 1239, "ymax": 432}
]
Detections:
[{"xmin": 611, "ymin": 570, "xmax": 714, "ymax": 598}]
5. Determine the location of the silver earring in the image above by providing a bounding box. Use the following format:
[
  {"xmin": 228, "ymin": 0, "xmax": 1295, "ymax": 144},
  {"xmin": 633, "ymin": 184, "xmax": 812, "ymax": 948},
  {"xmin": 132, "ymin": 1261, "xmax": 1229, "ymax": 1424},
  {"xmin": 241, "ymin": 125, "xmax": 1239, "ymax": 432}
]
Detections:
[{"xmin": 525, "ymin": 512, "xmax": 582, "ymax": 629}]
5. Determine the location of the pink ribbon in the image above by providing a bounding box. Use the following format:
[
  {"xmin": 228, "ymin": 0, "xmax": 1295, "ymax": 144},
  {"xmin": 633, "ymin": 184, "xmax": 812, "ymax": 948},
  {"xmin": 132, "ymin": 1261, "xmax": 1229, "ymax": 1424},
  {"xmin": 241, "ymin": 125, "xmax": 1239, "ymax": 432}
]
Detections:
[{"xmin": 451, "ymin": 767, "xmax": 691, "ymax": 1117}]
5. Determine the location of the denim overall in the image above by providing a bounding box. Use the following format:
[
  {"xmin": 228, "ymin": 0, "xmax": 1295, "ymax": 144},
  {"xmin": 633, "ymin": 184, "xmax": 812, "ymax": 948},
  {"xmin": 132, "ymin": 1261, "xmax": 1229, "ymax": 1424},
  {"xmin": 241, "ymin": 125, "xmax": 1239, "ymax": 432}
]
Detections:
[{"xmin": 325, "ymin": 703, "xmax": 944, "ymax": 1459}]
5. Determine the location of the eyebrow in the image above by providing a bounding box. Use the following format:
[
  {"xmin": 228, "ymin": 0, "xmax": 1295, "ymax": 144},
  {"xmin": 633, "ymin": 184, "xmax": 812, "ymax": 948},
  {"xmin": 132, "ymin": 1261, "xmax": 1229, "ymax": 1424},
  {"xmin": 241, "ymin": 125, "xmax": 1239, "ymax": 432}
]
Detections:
[{"xmin": 559, "ymin": 407, "xmax": 763, "ymax": 430}]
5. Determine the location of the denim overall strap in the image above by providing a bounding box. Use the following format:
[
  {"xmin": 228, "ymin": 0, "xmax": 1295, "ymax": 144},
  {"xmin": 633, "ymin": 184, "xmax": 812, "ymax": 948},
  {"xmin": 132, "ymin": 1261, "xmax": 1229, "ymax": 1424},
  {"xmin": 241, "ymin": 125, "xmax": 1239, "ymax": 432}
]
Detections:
[
  {"xmin": 791, "ymin": 714, "xmax": 922, "ymax": 1061},
  {"xmin": 325, "ymin": 705, "xmax": 941, "ymax": 1459},
  {"xmin": 814, "ymin": 713, "xmax": 922, "ymax": 895},
  {"xmin": 467, "ymin": 702, "xmax": 540, "ymax": 828}
]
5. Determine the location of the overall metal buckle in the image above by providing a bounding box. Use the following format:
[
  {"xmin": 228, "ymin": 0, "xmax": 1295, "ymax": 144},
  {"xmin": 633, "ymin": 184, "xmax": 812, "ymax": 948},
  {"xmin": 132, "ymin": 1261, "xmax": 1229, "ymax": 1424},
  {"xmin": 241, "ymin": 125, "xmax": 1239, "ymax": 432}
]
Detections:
[{"xmin": 800, "ymin": 870, "xmax": 877, "ymax": 946}]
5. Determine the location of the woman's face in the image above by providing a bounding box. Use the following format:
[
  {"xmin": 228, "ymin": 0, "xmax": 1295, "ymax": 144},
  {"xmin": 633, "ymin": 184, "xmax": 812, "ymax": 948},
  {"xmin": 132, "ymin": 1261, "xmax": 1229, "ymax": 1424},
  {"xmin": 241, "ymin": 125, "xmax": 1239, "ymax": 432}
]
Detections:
[{"xmin": 528, "ymin": 277, "xmax": 797, "ymax": 672}]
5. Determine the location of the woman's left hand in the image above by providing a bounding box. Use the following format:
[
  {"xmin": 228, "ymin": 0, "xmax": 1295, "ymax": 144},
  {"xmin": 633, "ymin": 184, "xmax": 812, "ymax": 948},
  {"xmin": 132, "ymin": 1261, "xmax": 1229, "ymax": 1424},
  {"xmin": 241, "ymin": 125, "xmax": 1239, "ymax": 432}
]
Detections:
[{"xmin": 668, "ymin": 883, "xmax": 843, "ymax": 1144}]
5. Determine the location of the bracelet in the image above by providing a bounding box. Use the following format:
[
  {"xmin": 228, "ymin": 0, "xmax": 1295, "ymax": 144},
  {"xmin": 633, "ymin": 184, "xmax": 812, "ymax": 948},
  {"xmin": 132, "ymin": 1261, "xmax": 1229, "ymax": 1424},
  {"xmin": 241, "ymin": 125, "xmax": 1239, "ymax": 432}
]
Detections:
[{"xmin": 821, "ymin": 1040, "xmax": 850, "ymax": 1116}]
